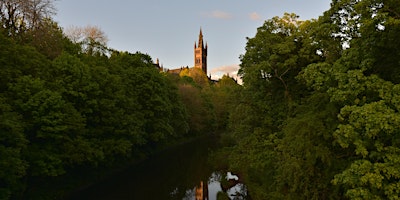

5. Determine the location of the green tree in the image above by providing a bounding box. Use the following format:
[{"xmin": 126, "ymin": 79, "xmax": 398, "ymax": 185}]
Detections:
[
  {"xmin": 299, "ymin": 1, "xmax": 400, "ymax": 198},
  {"xmin": 209, "ymin": 75, "xmax": 239, "ymax": 130},
  {"xmin": 47, "ymin": 53, "xmax": 104, "ymax": 166},
  {"xmin": 178, "ymin": 84, "xmax": 208, "ymax": 134},
  {"xmin": 9, "ymin": 75, "xmax": 85, "ymax": 177},
  {"xmin": 240, "ymin": 13, "xmax": 308, "ymax": 101},
  {"xmin": 0, "ymin": 97, "xmax": 27, "ymax": 199},
  {"xmin": 0, "ymin": 9, "xmax": 194, "ymax": 198},
  {"xmin": 226, "ymin": 12, "xmax": 345, "ymax": 199},
  {"xmin": 179, "ymin": 67, "xmax": 210, "ymax": 88},
  {"xmin": 25, "ymin": 20, "xmax": 72, "ymax": 59}
]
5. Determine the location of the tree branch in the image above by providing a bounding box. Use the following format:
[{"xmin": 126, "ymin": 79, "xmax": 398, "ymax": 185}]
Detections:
[{"xmin": 274, "ymin": 68, "xmax": 289, "ymax": 98}]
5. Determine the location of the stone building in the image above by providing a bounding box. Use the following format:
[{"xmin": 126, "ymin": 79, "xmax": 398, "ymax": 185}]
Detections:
[
  {"xmin": 157, "ymin": 29, "xmax": 208, "ymax": 75},
  {"xmin": 194, "ymin": 28, "xmax": 207, "ymax": 75}
]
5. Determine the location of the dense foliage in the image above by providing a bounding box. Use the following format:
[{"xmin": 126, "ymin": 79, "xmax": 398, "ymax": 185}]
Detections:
[
  {"xmin": 0, "ymin": 0, "xmax": 238, "ymax": 199},
  {"xmin": 3, "ymin": 0, "xmax": 400, "ymax": 199},
  {"xmin": 0, "ymin": 31, "xmax": 193, "ymax": 198},
  {"xmin": 0, "ymin": 1, "xmax": 234, "ymax": 198},
  {"xmin": 225, "ymin": 1, "xmax": 400, "ymax": 199}
]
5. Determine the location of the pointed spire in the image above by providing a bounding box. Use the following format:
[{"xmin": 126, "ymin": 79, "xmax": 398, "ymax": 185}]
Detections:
[{"xmin": 198, "ymin": 27, "xmax": 203, "ymax": 48}]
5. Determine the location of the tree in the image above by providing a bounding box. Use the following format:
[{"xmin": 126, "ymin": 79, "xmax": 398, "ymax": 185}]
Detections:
[
  {"xmin": 225, "ymin": 11, "xmax": 346, "ymax": 199},
  {"xmin": 26, "ymin": 19, "xmax": 71, "ymax": 59},
  {"xmin": 179, "ymin": 67, "xmax": 210, "ymax": 88},
  {"xmin": 65, "ymin": 25, "xmax": 109, "ymax": 55},
  {"xmin": 0, "ymin": 97, "xmax": 27, "ymax": 199},
  {"xmin": 208, "ymin": 75, "xmax": 239, "ymax": 130},
  {"xmin": 9, "ymin": 75, "xmax": 87, "ymax": 177},
  {"xmin": 299, "ymin": 1, "xmax": 400, "ymax": 198},
  {"xmin": 176, "ymin": 70, "xmax": 218, "ymax": 134},
  {"xmin": 273, "ymin": 93, "xmax": 342, "ymax": 199},
  {"xmin": 0, "ymin": 0, "xmax": 56, "ymax": 36},
  {"xmin": 240, "ymin": 13, "xmax": 305, "ymax": 101}
]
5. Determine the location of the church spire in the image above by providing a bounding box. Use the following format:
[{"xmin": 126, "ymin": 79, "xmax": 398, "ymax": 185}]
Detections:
[
  {"xmin": 198, "ymin": 28, "xmax": 204, "ymax": 48},
  {"xmin": 194, "ymin": 28, "xmax": 207, "ymax": 75}
]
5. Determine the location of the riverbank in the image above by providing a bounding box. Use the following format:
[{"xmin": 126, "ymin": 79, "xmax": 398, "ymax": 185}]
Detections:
[
  {"xmin": 66, "ymin": 134, "xmax": 224, "ymax": 199},
  {"xmin": 66, "ymin": 133, "xmax": 220, "ymax": 197},
  {"xmin": 22, "ymin": 133, "xmax": 220, "ymax": 199}
]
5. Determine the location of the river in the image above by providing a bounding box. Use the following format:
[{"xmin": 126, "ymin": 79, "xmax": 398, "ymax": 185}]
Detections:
[{"xmin": 67, "ymin": 135, "xmax": 247, "ymax": 200}]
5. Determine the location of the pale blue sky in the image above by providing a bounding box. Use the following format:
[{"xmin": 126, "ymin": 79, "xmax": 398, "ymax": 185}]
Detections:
[{"xmin": 54, "ymin": 0, "xmax": 332, "ymax": 79}]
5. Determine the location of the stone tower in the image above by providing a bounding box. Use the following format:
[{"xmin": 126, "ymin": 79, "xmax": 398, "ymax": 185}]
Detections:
[{"xmin": 194, "ymin": 28, "xmax": 207, "ymax": 75}]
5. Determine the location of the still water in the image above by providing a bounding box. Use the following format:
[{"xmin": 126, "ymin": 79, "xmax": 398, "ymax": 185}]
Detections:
[{"xmin": 68, "ymin": 136, "xmax": 247, "ymax": 200}]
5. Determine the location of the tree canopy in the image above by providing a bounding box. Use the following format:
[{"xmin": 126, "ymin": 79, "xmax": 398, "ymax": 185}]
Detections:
[
  {"xmin": 3, "ymin": 0, "xmax": 400, "ymax": 199},
  {"xmin": 225, "ymin": 1, "xmax": 400, "ymax": 199}
]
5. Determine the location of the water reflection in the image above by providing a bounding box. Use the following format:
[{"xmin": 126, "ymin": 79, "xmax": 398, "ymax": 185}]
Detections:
[
  {"xmin": 195, "ymin": 181, "xmax": 207, "ymax": 200},
  {"xmin": 68, "ymin": 136, "xmax": 247, "ymax": 200},
  {"xmin": 179, "ymin": 172, "xmax": 247, "ymax": 200}
]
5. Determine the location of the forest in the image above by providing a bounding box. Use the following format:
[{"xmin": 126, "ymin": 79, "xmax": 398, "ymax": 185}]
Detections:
[
  {"xmin": 0, "ymin": 1, "xmax": 238, "ymax": 199},
  {"xmin": 1, "ymin": 0, "xmax": 400, "ymax": 199},
  {"xmin": 220, "ymin": 0, "xmax": 400, "ymax": 199}
]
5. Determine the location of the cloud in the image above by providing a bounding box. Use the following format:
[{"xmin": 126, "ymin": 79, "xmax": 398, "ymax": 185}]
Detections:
[
  {"xmin": 210, "ymin": 64, "xmax": 239, "ymax": 74},
  {"xmin": 210, "ymin": 64, "xmax": 243, "ymax": 84},
  {"xmin": 249, "ymin": 12, "xmax": 261, "ymax": 21},
  {"xmin": 203, "ymin": 10, "xmax": 233, "ymax": 20}
]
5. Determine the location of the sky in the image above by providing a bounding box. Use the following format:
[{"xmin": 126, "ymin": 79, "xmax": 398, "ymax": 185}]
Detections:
[{"xmin": 54, "ymin": 0, "xmax": 332, "ymax": 80}]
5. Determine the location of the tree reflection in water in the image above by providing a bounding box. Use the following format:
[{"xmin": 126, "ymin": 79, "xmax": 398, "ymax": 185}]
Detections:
[
  {"xmin": 69, "ymin": 136, "xmax": 247, "ymax": 200},
  {"xmin": 180, "ymin": 172, "xmax": 247, "ymax": 200}
]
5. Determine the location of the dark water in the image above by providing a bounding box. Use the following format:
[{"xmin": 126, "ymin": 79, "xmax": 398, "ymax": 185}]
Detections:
[{"xmin": 67, "ymin": 136, "xmax": 246, "ymax": 200}]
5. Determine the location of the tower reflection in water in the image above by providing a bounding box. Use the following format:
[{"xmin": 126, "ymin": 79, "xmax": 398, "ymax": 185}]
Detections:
[
  {"xmin": 190, "ymin": 172, "xmax": 247, "ymax": 200},
  {"xmin": 195, "ymin": 181, "xmax": 209, "ymax": 200}
]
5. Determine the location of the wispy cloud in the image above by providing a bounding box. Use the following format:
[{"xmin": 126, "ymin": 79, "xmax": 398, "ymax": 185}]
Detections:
[
  {"xmin": 210, "ymin": 64, "xmax": 242, "ymax": 84},
  {"xmin": 203, "ymin": 10, "xmax": 233, "ymax": 20},
  {"xmin": 210, "ymin": 65, "xmax": 239, "ymax": 74},
  {"xmin": 249, "ymin": 12, "xmax": 262, "ymax": 21}
]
